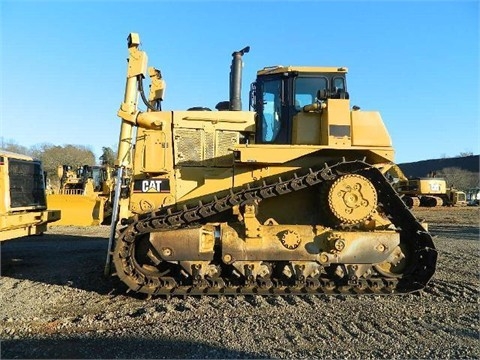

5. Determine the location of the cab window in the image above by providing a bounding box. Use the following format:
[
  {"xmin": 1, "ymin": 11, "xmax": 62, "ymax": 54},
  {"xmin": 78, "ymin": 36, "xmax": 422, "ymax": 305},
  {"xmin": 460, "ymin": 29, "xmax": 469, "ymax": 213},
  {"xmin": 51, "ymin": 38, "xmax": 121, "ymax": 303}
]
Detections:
[
  {"xmin": 333, "ymin": 77, "xmax": 345, "ymax": 91},
  {"xmin": 294, "ymin": 77, "xmax": 328, "ymax": 109},
  {"xmin": 261, "ymin": 79, "xmax": 282, "ymax": 142}
]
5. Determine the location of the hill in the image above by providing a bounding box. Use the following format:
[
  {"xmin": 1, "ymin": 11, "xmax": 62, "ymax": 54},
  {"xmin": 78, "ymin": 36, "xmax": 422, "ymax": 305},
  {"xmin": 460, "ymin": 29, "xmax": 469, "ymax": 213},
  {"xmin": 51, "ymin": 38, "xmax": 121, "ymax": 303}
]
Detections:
[{"xmin": 398, "ymin": 155, "xmax": 479, "ymax": 178}]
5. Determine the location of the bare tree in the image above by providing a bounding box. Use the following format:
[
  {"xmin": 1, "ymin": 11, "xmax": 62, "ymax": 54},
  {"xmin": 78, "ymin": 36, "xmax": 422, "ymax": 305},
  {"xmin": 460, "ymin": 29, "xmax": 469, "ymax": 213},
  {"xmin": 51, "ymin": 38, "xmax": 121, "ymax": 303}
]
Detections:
[
  {"xmin": 0, "ymin": 141, "xmax": 31, "ymax": 157},
  {"xmin": 436, "ymin": 167, "xmax": 479, "ymax": 190}
]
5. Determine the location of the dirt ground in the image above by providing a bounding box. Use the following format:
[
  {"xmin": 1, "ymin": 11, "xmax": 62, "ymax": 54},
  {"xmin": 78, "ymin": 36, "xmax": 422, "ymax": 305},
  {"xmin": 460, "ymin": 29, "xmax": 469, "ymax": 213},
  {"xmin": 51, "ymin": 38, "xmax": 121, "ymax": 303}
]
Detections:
[{"xmin": 1, "ymin": 206, "xmax": 479, "ymax": 359}]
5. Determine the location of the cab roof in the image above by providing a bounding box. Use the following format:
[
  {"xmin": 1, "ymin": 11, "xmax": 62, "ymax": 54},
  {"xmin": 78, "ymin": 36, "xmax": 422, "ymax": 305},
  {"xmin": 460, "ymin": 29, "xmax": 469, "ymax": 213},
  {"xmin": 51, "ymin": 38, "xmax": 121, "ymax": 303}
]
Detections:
[{"xmin": 257, "ymin": 66, "xmax": 348, "ymax": 76}]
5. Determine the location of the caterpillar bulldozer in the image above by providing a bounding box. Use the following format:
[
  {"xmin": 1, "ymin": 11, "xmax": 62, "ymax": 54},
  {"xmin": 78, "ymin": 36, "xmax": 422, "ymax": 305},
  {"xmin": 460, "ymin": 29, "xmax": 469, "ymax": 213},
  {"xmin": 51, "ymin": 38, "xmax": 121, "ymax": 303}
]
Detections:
[
  {"xmin": 395, "ymin": 177, "xmax": 467, "ymax": 207},
  {"xmin": 105, "ymin": 33, "xmax": 437, "ymax": 297},
  {"xmin": 0, "ymin": 150, "xmax": 61, "ymax": 241},
  {"xmin": 47, "ymin": 164, "xmax": 114, "ymax": 226}
]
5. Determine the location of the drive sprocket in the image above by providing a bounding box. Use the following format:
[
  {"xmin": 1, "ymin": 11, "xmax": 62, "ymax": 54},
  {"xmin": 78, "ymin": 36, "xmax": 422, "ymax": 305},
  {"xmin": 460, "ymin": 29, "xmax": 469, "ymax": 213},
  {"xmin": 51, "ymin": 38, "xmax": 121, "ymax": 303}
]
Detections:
[{"xmin": 326, "ymin": 174, "xmax": 377, "ymax": 224}]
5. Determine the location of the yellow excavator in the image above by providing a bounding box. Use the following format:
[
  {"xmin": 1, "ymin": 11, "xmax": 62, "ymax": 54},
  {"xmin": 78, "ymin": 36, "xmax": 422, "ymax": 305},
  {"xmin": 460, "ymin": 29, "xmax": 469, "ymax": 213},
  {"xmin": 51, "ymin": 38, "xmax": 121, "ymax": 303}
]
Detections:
[
  {"xmin": 0, "ymin": 150, "xmax": 61, "ymax": 241},
  {"xmin": 395, "ymin": 177, "xmax": 467, "ymax": 207},
  {"xmin": 47, "ymin": 164, "xmax": 114, "ymax": 226},
  {"xmin": 104, "ymin": 33, "xmax": 437, "ymax": 297}
]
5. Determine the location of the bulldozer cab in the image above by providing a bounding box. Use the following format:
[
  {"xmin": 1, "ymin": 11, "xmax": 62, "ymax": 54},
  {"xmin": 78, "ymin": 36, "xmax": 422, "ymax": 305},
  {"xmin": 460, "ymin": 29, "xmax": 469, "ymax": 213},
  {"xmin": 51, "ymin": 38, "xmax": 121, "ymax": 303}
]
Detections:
[
  {"xmin": 58, "ymin": 165, "xmax": 110, "ymax": 194},
  {"xmin": 90, "ymin": 165, "xmax": 111, "ymax": 192},
  {"xmin": 251, "ymin": 67, "xmax": 348, "ymax": 145}
]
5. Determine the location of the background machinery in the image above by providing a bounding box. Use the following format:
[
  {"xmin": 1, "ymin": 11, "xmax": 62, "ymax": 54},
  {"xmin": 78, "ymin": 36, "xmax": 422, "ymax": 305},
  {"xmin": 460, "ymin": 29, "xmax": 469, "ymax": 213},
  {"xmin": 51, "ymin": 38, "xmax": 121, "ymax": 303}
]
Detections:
[
  {"xmin": 47, "ymin": 164, "xmax": 114, "ymax": 226},
  {"xmin": 0, "ymin": 150, "xmax": 61, "ymax": 241},
  {"xmin": 105, "ymin": 33, "xmax": 437, "ymax": 297},
  {"xmin": 465, "ymin": 187, "xmax": 480, "ymax": 206},
  {"xmin": 395, "ymin": 177, "xmax": 467, "ymax": 207}
]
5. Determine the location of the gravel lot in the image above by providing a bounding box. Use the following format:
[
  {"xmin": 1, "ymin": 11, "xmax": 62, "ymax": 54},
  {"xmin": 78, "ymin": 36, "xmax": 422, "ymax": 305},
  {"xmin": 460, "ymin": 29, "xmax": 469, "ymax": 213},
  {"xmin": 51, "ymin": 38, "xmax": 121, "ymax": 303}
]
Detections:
[{"xmin": 1, "ymin": 207, "xmax": 479, "ymax": 359}]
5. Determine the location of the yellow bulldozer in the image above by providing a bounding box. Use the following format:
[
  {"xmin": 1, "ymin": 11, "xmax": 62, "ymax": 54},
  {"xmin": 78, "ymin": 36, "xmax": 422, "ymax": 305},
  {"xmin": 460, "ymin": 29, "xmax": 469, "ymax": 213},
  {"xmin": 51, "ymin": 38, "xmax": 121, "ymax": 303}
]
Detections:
[
  {"xmin": 104, "ymin": 33, "xmax": 437, "ymax": 297},
  {"xmin": 0, "ymin": 150, "xmax": 61, "ymax": 241},
  {"xmin": 47, "ymin": 164, "xmax": 113, "ymax": 226},
  {"xmin": 395, "ymin": 177, "xmax": 467, "ymax": 208}
]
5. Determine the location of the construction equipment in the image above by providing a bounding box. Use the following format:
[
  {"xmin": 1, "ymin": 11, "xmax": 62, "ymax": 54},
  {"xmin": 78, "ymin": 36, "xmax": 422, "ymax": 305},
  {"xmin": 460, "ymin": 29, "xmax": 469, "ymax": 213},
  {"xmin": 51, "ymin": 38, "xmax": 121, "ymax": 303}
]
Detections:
[
  {"xmin": 47, "ymin": 164, "xmax": 114, "ymax": 226},
  {"xmin": 0, "ymin": 150, "xmax": 61, "ymax": 241},
  {"xmin": 395, "ymin": 177, "xmax": 467, "ymax": 207},
  {"xmin": 105, "ymin": 33, "xmax": 437, "ymax": 297},
  {"xmin": 447, "ymin": 188, "xmax": 467, "ymax": 206},
  {"xmin": 465, "ymin": 187, "xmax": 480, "ymax": 206}
]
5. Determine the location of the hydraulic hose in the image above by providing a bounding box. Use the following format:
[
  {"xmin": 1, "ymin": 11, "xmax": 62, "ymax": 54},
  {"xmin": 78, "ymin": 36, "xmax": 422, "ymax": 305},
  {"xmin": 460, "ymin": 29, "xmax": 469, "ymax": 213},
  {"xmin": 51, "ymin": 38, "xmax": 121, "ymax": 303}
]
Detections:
[{"xmin": 137, "ymin": 75, "xmax": 160, "ymax": 111}]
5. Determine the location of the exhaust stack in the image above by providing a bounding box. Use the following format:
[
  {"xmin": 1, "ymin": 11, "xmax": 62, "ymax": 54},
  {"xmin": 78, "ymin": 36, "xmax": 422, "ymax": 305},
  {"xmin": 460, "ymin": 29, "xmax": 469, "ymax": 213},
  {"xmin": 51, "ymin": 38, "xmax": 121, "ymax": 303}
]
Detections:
[{"xmin": 229, "ymin": 46, "xmax": 250, "ymax": 111}]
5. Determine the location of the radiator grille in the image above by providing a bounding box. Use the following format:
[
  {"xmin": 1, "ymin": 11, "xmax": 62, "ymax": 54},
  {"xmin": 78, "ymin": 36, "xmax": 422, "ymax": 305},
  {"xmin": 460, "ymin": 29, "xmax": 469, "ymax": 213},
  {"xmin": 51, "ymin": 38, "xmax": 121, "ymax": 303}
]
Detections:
[
  {"xmin": 215, "ymin": 131, "xmax": 239, "ymax": 166},
  {"xmin": 174, "ymin": 128, "xmax": 240, "ymax": 167},
  {"xmin": 204, "ymin": 131, "xmax": 215, "ymax": 167},
  {"xmin": 8, "ymin": 158, "xmax": 46, "ymax": 208},
  {"xmin": 174, "ymin": 128, "xmax": 203, "ymax": 165}
]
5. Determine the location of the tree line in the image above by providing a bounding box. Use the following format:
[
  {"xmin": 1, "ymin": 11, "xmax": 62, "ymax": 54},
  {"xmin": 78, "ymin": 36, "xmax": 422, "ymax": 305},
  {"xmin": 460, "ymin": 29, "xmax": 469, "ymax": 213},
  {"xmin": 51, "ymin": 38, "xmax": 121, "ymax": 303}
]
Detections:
[
  {"xmin": 434, "ymin": 167, "xmax": 479, "ymax": 191},
  {"xmin": 1, "ymin": 142, "xmax": 116, "ymax": 185}
]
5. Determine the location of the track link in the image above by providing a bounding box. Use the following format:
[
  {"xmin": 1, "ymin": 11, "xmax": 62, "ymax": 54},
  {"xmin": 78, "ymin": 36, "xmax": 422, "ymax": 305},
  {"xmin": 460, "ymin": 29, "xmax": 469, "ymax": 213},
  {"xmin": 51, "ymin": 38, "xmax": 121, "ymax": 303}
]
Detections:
[{"xmin": 112, "ymin": 160, "xmax": 437, "ymax": 297}]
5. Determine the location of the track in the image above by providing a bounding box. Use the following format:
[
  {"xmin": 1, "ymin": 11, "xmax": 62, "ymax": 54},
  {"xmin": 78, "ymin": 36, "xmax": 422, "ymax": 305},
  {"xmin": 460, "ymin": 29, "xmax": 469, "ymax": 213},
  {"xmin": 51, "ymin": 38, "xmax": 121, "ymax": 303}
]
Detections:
[{"xmin": 112, "ymin": 160, "xmax": 437, "ymax": 297}]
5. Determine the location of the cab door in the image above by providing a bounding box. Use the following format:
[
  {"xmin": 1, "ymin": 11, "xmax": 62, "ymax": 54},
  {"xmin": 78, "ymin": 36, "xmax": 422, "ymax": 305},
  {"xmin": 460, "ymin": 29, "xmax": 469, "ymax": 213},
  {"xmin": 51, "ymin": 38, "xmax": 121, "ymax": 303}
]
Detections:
[{"xmin": 256, "ymin": 76, "xmax": 292, "ymax": 144}]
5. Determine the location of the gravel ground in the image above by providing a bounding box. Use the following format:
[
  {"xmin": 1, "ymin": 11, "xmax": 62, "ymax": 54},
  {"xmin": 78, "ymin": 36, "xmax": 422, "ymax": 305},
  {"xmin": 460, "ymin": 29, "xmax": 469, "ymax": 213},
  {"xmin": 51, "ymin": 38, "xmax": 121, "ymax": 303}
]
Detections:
[{"xmin": 1, "ymin": 207, "xmax": 479, "ymax": 359}]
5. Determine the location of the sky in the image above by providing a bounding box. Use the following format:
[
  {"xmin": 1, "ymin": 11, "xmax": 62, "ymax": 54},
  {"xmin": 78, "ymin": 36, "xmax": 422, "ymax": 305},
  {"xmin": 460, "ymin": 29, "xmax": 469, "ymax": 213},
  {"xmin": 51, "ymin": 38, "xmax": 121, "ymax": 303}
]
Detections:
[{"xmin": 0, "ymin": 0, "xmax": 478, "ymax": 164}]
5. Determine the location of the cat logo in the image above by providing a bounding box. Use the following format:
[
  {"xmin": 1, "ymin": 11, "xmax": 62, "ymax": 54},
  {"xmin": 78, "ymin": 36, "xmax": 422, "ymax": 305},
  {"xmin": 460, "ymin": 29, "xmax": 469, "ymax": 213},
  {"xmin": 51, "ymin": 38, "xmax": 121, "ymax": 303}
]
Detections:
[
  {"xmin": 134, "ymin": 178, "xmax": 170, "ymax": 193},
  {"xmin": 142, "ymin": 180, "xmax": 163, "ymax": 192}
]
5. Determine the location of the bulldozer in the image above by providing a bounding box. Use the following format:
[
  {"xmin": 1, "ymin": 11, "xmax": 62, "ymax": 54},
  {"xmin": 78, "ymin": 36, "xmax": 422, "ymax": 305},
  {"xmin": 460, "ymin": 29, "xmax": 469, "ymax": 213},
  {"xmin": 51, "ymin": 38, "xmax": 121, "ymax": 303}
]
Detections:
[
  {"xmin": 395, "ymin": 177, "xmax": 467, "ymax": 207},
  {"xmin": 0, "ymin": 150, "xmax": 61, "ymax": 241},
  {"xmin": 104, "ymin": 33, "xmax": 437, "ymax": 297},
  {"xmin": 47, "ymin": 164, "xmax": 114, "ymax": 226}
]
